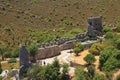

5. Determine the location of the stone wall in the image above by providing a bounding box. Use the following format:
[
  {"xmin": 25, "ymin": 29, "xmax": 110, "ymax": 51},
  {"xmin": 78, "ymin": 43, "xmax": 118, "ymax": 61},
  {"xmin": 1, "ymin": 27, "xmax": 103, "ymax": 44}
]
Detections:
[
  {"xmin": 35, "ymin": 32, "xmax": 94, "ymax": 59},
  {"xmin": 59, "ymin": 40, "xmax": 75, "ymax": 51},
  {"xmin": 36, "ymin": 45, "xmax": 60, "ymax": 59}
]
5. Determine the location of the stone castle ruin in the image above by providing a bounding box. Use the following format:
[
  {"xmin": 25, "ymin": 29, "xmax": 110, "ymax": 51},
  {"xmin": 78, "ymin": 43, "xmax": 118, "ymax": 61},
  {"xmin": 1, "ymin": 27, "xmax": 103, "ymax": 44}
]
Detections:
[{"xmin": 35, "ymin": 16, "xmax": 103, "ymax": 60}]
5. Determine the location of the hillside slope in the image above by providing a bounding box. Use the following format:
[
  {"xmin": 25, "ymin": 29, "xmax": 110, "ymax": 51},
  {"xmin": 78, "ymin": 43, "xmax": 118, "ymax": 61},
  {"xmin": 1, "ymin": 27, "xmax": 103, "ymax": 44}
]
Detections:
[{"xmin": 0, "ymin": 0, "xmax": 120, "ymax": 48}]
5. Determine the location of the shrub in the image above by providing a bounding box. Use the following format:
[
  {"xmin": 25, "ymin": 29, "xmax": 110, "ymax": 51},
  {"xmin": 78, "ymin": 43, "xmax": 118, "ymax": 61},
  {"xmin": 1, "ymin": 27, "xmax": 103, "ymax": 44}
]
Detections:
[
  {"xmin": 11, "ymin": 49, "xmax": 19, "ymax": 58},
  {"xmin": 93, "ymin": 73, "xmax": 106, "ymax": 80},
  {"xmin": 3, "ymin": 51, "xmax": 11, "ymax": 58},
  {"xmin": 103, "ymin": 26, "xmax": 112, "ymax": 33},
  {"xmin": 74, "ymin": 47, "xmax": 81, "ymax": 56},
  {"xmin": 75, "ymin": 67, "xmax": 86, "ymax": 80},
  {"xmin": 73, "ymin": 42, "xmax": 84, "ymax": 56},
  {"xmin": 116, "ymin": 22, "xmax": 120, "ymax": 32},
  {"xmin": 28, "ymin": 43, "xmax": 37, "ymax": 57},
  {"xmin": 89, "ymin": 43, "xmax": 103, "ymax": 55},
  {"xmin": 84, "ymin": 54, "xmax": 96, "ymax": 65},
  {"xmin": 105, "ymin": 32, "xmax": 114, "ymax": 39},
  {"xmin": 115, "ymin": 39, "xmax": 120, "ymax": 50},
  {"xmin": 87, "ymin": 65, "xmax": 95, "ymax": 78},
  {"xmin": 8, "ymin": 58, "xmax": 16, "ymax": 63}
]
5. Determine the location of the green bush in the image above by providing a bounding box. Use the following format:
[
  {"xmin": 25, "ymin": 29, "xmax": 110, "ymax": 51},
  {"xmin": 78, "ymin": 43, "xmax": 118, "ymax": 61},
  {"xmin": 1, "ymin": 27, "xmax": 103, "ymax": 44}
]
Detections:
[
  {"xmin": 73, "ymin": 42, "xmax": 84, "ymax": 56},
  {"xmin": 103, "ymin": 26, "xmax": 112, "ymax": 33},
  {"xmin": 75, "ymin": 67, "xmax": 86, "ymax": 80},
  {"xmin": 28, "ymin": 43, "xmax": 37, "ymax": 57},
  {"xmin": 8, "ymin": 58, "xmax": 16, "ymax": 63},
  {"xmin": 115, "ymin": 39, "xmax": 120, "ymax": 50},
  {"xmin": 84, "ymin": 54, "xmax": 96, "ymax": 65},
  {"xmin": 87, "ymin": 65, "xmax": 95, "ymax": 77},
  {"xmin": 11, "ymin": 49, "xmax": 19, "ymax": 58},
  {"xmin": 116, "ymin": 22, "xmax": 120, "ymax": 32},
  {"xmin": 99, "ymin": 47, "xmax": 120, "ymax": 72},
  {"xmin": 105, "ymin": 32, "xmax": 114, "ymax": 39},
  {"xmin": 89, "ymin": 43, "xmax": 103, "ymax": 55},
  {"xmin": 93, "ymin": 73, "xmax": 106, "ymax": 80},
  {"xmin": 3, "ymin": 51, "xmax": 11, "ymax": 58}
]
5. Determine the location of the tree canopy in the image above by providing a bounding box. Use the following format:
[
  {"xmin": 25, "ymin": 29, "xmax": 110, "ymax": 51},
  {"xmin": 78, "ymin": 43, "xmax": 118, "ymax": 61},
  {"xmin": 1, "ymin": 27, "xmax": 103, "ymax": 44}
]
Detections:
[
  {"xmin": 84, "ymin": 54, "xmax": 96, "ymax": 65},
  {"xmin": 28, "ymin": 43, "xmax": 38, "ymax": 57},
  {"xmin": 89, "ymin": 43, "xmax": 103, "ymax": 55},
  {"xmin": 73, "ymin": 42, "xmax": 84, "ymax": 56},
  {"xmin": 27, "ymin": 58, "xmax": 69, "ymax": 80}
]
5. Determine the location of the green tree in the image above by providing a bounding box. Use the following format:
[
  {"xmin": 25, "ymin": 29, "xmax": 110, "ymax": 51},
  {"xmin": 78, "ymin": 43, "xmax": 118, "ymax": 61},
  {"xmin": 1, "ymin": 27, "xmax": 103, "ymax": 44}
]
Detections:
[
  {"xmin": 105, "ymin": 32, "xmax": 114, "ymax": 39},
  {"xmin": 99, "ymin": 47, "xmax": 114, "ymax": 70},
  {"xmin": 89, "ymin": 43, "xmax": 103, "ymax": 55},
  {"xmin": 75, "ymin": 67, "xmax": 86, "ymax": 80},
  {"xmin": 74, "ymin": 47, "xmax": 81, "ymax": 56},
  {"xmin": 11, "ymin": 49, "xmax": 19, "ymax": 58},
  {"xmin": 84, "ymin": 54, "xmax": 96, "ymax": 65},
  {"xmin": 73, "ymin": 42, "xmax": 84, "ymax": 56},
  {"xmin": 93, "ymin": 73, "xmax": 106, "ymax": 80},
  {"xmin": 27, "ymin": 58, "xmax": 70, "ymax": 80},
  {"xmin": 99, "ymin": 47, "xmax": 120, "ymax": 71},
  {"xmin": 28, "ymin": 43, "xmax": 37, "ymax": 57},
  {"xmin": 87, "ymin": 65, "xmax": 95, "ymax": 78},
  {"xmin": 0, "ymin": 46, "xmax": 11, "ymax": 60},
  {"xmin": 52, "ymin": 58, "xmax": 60, "ymax": 72},
  {"xmin": 103, "ymin": 26, "xmax": 112, "ymax": 33},
  {"xmin": 60, "ymin": 64, "xmax": 69, "ymax": 80},
  {"xmin": 115, "ymin": 39, "xmax": 120, "ymax": 50},
  {"xmin": 102, "ymin": 58, "xmax": 117, "ymax": 72},
  {"xmin": 27, "ymin": 64, "xmax": 44, "ymax": 80}
]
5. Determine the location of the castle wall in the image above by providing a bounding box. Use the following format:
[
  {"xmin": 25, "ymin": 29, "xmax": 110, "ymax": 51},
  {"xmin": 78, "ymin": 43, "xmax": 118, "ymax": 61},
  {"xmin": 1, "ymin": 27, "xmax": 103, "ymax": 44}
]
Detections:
[
  {"xmin": 59, "ymin": 40, "xmax": 75, "ymax": 51},
  {"xmin": 36, "ymin": 45, "xmax": 60, "ymax": 59}
]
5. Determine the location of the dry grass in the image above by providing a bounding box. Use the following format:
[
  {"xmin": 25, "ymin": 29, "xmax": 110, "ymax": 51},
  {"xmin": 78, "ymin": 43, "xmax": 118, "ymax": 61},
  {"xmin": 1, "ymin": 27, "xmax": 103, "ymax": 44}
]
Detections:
[
  {"xmin": 1, "ymin": 61, "xmax": 19, "ymax": 70},
  {"xmin": 0, "ymin": 0, "xmax": 120, "ymax": 49},
  {"xmin": 69, "ymin": 50, "xmax": 100, "ymax": 70}
]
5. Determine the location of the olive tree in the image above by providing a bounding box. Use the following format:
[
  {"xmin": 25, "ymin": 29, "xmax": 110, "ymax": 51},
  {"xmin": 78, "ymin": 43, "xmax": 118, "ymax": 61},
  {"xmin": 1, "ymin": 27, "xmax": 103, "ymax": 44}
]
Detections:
[
  {"xmin": 89, "ymin": 43, "xmax": 103, "ymax": 55},
  {"xmin": 73, "ymin": 42, "xmax": 84, "ymax": 56},
  {"xmin": 84, "ymin": 54, "xmax": 96, "ymax": 65}
]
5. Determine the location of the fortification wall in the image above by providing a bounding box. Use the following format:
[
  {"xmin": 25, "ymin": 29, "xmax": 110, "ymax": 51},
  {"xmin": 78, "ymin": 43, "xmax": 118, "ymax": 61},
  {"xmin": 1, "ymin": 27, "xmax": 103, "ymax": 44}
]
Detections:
[
  {"xmin": 36, "ymin": 45, "xmax": 60, "ymax": 59},
  {"xmin": 35, "ymin": 33, "xmax": 88, "ymax": 59},
  {"xmin": 59, "ymin": 40, "xmax": 75, "ymax": 51}
]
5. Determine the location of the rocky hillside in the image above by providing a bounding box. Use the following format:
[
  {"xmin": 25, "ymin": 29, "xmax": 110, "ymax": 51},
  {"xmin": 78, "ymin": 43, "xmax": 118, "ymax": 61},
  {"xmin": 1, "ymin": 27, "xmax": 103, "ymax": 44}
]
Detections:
[{"xmin": 0, "ymin": 0, "xmax": 120, "ymax": 49}]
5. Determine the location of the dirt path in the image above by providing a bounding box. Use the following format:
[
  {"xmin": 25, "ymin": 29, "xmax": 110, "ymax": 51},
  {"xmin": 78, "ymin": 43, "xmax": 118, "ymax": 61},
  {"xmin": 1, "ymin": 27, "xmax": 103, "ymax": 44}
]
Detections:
[
  {"xmin": 69, "ymin": 50, "xmax": 89, "ymax": 65},
  {"xmin": 113, "ymin": 69, "xmax": 120, "ymax": 80}
]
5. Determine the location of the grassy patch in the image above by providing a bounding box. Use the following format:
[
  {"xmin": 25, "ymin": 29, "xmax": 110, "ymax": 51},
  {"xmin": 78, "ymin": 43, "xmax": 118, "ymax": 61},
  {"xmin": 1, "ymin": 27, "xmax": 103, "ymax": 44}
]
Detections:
[{"xmin": 1, "ymin": 61, "xmax": 19, "ymax": 70}]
